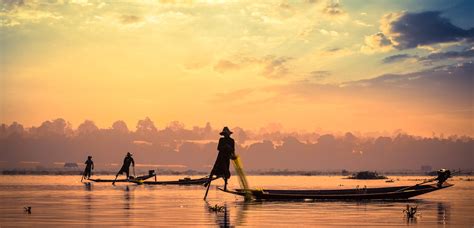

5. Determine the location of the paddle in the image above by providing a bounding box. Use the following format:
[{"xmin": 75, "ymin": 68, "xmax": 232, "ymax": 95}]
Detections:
[
  {"xmin": 203, "ymin": 175, "xmax": 213, "ymax": 200},
  {"xmin": 112, "ymin": 175, "xmax": 118, "ymax": 185},
  {"xmin": 80, "ymin": 166, "xmax": 87, "ymax": 182}
]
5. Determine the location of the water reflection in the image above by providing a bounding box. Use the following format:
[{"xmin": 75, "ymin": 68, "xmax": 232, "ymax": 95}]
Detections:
[
  {"xmin": 437, "ymin": 202, "xmax": 450, "ymax": 225},
  {"xmin": 122, "ymin": 185, "xmax": 135, "ymax": 227},
  {"xmin": 0, "ymin": 176, "xmax": 470, "ymax": 227},
  {"xmin": 84, "ymin": 182, "xmax": 92, "ymax": 191},
  {"xmin": 206, "ymin": 201, "xmax": 253, "ymax": 227},
  {"xmin": 234, "ymin": 201, "xmax": 249, "ymax": 226},
  {"xmin": 84, "ymin": 185, "xmax": 92, "ymax": 225}
]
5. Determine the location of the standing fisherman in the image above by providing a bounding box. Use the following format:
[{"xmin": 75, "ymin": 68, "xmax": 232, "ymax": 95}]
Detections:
[
  {"xmin": 82, "ymin": 156, "xmax": 94, "ymax": 181},
  {"xmin": 112, "ymin": 152, "xmax": 135, "ymax": 185},
  {"xmin": 204, "ymin": 127, "xmax": 236, "ymax": 199}
]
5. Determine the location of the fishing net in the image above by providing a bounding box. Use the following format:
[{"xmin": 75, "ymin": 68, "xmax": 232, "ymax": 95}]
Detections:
[{"xmin": 232, "ymin": 155, "xmax": 252, "ymax": 200}]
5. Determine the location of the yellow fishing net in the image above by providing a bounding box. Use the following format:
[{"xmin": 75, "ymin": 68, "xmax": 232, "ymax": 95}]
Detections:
[{"xmin": 232, "ymin": 155, "xmax": 252, "ymax": 201}]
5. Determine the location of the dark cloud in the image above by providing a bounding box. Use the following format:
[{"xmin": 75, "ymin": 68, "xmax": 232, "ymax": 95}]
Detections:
[
  {"xmin": 382, "ymin": 54, "xmax": 416, "ymax": 64},
  {"xmin": 382, "ymin": 48, "xmax": 474, "ymax": 64},
  {"xmin": 348, "ymin": 62, "xmax": 473, "ymax": 87},
  {"xmin": 420, "ymin": 48, "xmax": 474, "ymax": 62},
  {"xmin": 386, "ymin": 11, "xmax": 474, "ymax": 49},
  {"xmin": 343, "ymin": 62, "xmax": 473, "ymax": 111},
  {"xmin": 119, "ymin": 15, "xmax": 142, "ymax": 24}
]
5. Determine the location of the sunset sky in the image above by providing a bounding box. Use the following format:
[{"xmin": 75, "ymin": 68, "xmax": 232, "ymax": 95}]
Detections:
[{"xmin": 1, "ymin": 0, "xmax": 473, "ymax": 136}]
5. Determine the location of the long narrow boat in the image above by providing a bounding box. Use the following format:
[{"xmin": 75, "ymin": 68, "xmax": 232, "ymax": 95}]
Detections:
[
  {"xmin": 88, "ymin": 172, "xmax": 156, "ymax": 183},
  {"xmin": 219, "ymin": 183, "xmax": 453, "ymax": 200},
  {"xmin": 134, "ymin": 176, "xmax": 217, "ymax": 185}
]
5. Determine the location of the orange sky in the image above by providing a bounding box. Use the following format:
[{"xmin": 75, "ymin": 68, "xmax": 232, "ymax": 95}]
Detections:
[{"xmin": 1, "ymin": 0, "xmax": 473, "ymax": 136}]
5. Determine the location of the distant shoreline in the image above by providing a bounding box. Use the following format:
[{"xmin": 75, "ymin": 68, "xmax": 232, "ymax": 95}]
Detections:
[{"xmin": 1, "ymin": 169, "xmax": 473, "ymax": 176}]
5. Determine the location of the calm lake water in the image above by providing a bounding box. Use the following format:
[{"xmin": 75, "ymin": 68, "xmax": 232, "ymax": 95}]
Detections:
[{"xmin": 0, "ymin": 175, "xmax": 473, "ymax": 227}]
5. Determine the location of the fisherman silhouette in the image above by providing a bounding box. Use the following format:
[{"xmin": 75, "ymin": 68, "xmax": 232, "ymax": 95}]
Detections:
[
  {"xmin": 112, "ymin": 152, "xmax": 135, "ymax": 185},
  {"xmin": 82, "ymin": 156, "xmax": 94, "ymax": 180},
  {"xmin": 204, "ymin": 127, "xmax": 237, "ymax": 199}
]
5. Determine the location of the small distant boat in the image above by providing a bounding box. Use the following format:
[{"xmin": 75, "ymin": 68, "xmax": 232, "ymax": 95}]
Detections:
[
  {"xmin": 133, "ymin": 176, "xmax": 217, "ymax": 185},
  {"xmin": 89, "ymin": 170, "xmax": 156, "ymax": 183},
  {"xmin": 220, "ymin": 183, "xmax": 453, "ymax": 200}
]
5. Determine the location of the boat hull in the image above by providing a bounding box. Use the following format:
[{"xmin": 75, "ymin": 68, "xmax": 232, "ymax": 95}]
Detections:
[
  {"xmin": 220, "ymin": 183, "xmax": 453, "ymax": 200},
  {"xmin": 88, "ymin": 174, "xmax": 156, "ymax": 183},
  {"xmin": 137, "ymin": 177, "xmax": 216, "ymax": 185}
]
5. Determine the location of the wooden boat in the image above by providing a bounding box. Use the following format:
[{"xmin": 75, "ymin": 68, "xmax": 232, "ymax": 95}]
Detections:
[
  {"xmin": 89, "ymin": 171, "xmax": 157, "ymax": 183},
  {"xmin": 219, "ymin": 183, "xmax": 453, "ymax": 200},
  {"xmin": 134, "ymin": 176, "xmax": 217, "ymax": 185}
]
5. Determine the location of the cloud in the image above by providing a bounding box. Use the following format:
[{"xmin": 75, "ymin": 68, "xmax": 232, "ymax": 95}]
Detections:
[
  {"xmin": 261, "ymin": 55, "xmax": 291, "ymax": 79},
  {"xmin": 361, "ymin": 32, "xmax": 393, "ymax": 53},
  {"xmin": 213, "ymin": 60, "xmax": 240, "ymax": 73},
  {"xmin": 213, "ymin": 55, "xmax": 292, "ymax": 79},
  {"xmin": 1, "ymin": 0, "xmax": 25, "ymax": 10},
  {"xmin": 382, "ymin": 54, "xmax": 417, "ymax": 64},
  {"xmin": 270, "ymin": 61, "xmax": 473, "ymax": 115},
  {"xmin": 353, "ymin": 20, "xmax": 372, "ymax": 27},
  {"xmin": 322, "ymin": 0, "xmax": 344, "ymax": 16},
  {"xmin": 119, "ymin": 15, "xmax": 142, "ymax": 24},
  {"xmin": 308, "ymin": 70, "xmax": 331, "ymax": 80},
  {"xmin": 0, "ymin": 0, "xmax": 63, "ymax": 27},
  {"xmin": 343, "ymin": 62, "xmax": 473, "ymax": 98},
  {"xmin": 319, "ymin": 29, "xmax": 339, "ymax": 36},
  {"xmin": 419, "ymin": 48, "xmax": 474, "ymax": 62},
  {"xmin": 386, "ymin": 11, "xmax": 474, "ymax": 49},
  {"xmin": 381, "ymin": 48, "xmax": 474, "ymax": 64},
  {"xmin": 364, "ymin": 11, "xmax": 474, "ymax": 53}
]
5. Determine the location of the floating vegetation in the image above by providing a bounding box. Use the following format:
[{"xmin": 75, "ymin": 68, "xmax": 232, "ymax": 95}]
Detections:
[
  {"xmin": 208, "ymin": 204, "xmax": 225, "ymax": 213},
  {"xmin": 403, "ymin": 204, "xmax": 418, "ymax": 219}
]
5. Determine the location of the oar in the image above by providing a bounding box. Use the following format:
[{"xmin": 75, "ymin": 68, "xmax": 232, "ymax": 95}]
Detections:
[
  {"xmin": 80, "ymin": 167, "xmax": 87, "ymax": 182},
  {"xmin": 203, "ymin": 175, "xmax": 213, "ymax": 200},
  {"xmin": 133, "ymin": 166, "xmax": 136, "ymax": 177},
  {"xmin": 112, "ymin": 175, "xmax": 118, "ymax": 185}
]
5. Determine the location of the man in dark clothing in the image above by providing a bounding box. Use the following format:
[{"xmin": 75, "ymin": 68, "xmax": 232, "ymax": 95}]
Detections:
[
  {"xmin": 83, "ymin": 156, "xmax": 94, "ymax": 180},
  {"xmin": 112, "ymin": 152, "xmax": 135, "ymax": 185},
  {"xmin": 205, "ymin": 127, "xmax": 236, "ymax": 194}
]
